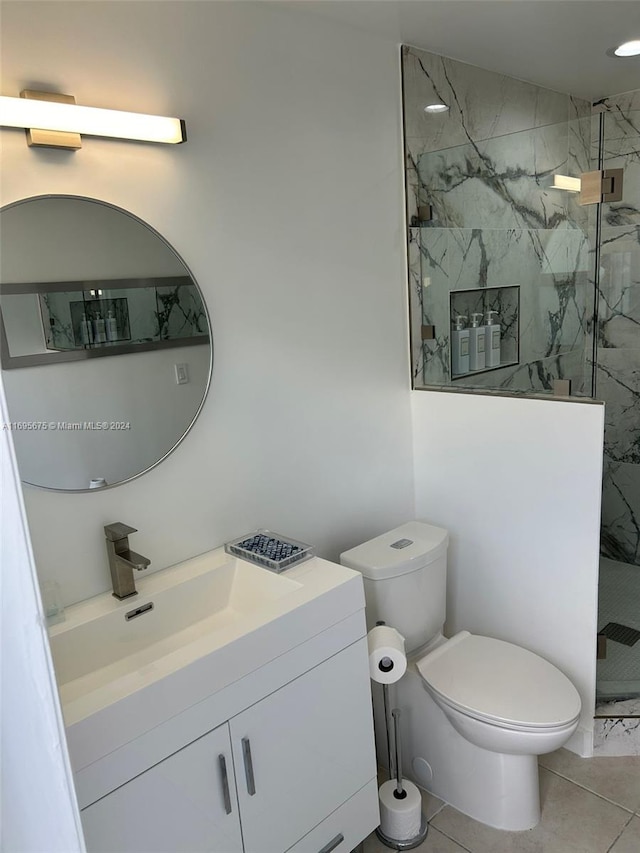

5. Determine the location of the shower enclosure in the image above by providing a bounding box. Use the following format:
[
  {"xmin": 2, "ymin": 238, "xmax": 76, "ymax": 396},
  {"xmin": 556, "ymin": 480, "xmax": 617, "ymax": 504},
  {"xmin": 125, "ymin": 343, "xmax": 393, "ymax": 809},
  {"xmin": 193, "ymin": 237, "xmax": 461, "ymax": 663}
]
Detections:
[
  {"xmin": 593, "ymin": 91, "xmax": 640, "ymax": 704},
  {"xmin": 401, "ymin": 45, "xmax": 640, "ymax": 703}
]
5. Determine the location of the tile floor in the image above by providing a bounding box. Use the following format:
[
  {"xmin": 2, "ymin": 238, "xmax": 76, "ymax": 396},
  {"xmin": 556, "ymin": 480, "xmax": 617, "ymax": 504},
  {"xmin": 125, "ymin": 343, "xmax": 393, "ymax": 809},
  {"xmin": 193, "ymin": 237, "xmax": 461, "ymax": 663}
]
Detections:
[{"xmin": 362, "ymin": 749, "xmax": 640, "ymax": 853}]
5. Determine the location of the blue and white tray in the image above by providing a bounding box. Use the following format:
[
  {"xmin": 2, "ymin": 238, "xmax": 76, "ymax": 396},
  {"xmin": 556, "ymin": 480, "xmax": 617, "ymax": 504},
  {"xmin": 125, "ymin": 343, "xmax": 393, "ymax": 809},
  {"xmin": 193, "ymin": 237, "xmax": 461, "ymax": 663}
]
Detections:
[{"xmin": 225, "ymin": 530, "xmax": 314, "ymax": 573}]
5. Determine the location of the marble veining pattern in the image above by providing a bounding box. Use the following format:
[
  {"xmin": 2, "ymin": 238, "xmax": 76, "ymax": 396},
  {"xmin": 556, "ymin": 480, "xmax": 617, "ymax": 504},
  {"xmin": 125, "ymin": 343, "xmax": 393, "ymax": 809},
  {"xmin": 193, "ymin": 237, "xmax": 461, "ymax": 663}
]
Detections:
[
  {"xmin": 595, "ymin": 93, "xmax": 640, "ymax": 565},
  {"xmin": 402, "ymin": 46, "xmax": 568, "ymax": 155},
  {"xmin": 594, "ymin": 717, "xmax": 640, "ymax": 757},
  {"xmin": 412, "ymin": 223, "xmax": 590, "ymax": 389},
  {"xmin": 416, "ymin": 123, "xmax": 571, "ymax": 231},
  {"xmin": 403, "ymin": 45, "xmax": 592, "ymax": 394}
]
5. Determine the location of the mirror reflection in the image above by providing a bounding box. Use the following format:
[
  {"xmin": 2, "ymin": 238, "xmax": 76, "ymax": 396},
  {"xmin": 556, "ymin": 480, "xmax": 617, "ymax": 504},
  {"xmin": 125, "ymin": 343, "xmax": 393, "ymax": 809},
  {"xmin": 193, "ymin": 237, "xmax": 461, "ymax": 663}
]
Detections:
[{"xmin": 0, "ymin": 196, "xmax": 212, "ymax": 491}]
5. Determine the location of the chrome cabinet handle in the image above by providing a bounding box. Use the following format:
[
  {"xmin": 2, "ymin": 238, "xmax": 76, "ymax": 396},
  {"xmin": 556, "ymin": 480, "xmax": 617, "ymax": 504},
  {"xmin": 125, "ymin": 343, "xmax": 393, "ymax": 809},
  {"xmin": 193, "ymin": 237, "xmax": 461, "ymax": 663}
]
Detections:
[
  {"xmin": 218, "ymin": 754, "xmax": 232, "ymax": 815},
  {"xmin": 241, "ymin": 737, "xmax": 256, "ymax": 796},
  {"xmin": 318, "ymin": 833, "xmax": 344, "ymax": 853}
]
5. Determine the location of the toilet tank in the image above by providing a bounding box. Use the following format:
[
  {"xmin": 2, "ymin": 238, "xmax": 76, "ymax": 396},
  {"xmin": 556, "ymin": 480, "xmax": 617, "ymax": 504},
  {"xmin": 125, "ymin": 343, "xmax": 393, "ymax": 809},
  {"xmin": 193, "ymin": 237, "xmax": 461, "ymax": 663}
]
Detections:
[{"xmin": 340, "ymin": 521, "xmax": 448, "ymax": 653}]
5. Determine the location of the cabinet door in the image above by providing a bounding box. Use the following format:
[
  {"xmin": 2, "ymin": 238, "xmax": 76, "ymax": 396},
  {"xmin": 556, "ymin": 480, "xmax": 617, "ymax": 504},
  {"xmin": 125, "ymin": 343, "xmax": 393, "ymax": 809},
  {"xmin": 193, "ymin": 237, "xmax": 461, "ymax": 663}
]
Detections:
[
  {"xmin": 81, "ymin": 723, "xmax": 243, "ymax": 853},
  {"xmin": 230, "ymin": 638, "xmax": 376, "ymax": 853}
]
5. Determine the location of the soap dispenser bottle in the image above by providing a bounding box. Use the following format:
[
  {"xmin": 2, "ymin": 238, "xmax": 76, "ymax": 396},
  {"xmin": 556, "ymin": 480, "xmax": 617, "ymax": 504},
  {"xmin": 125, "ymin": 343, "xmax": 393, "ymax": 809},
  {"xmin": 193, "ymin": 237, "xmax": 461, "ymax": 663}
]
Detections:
[
  {"xmin": 80, "ymin": 313, "xmax": 93, "ymax": 346},
  {"xmin": 469, "ymin": 312, "xmax": 486, "ymax": 371},
  {"xmin": 451, "ymin": 315, "xmax": 470, "ymax": 376},
  {"xmin": 106, "ymin": 309, "xmax": 118, "ymax": 342},
  {"xmin": 484, "ymin": 310, "xmax": 501, "ymax": 367},
  {"xmin": 94, "ymin": 313, "xmax": 107, "ymax": 344}
]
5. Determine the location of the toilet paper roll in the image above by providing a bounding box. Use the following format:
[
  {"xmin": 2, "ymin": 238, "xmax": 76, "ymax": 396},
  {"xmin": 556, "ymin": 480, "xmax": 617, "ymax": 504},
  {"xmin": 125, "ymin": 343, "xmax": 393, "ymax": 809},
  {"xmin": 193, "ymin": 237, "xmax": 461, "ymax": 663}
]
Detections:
[
  {"xmin": 378, "ymin": 779, "xmax": 422, "ymax": 842},
  {"xmin": 367, "ymin": 625, "xmax": 407, "ymax": 684}
]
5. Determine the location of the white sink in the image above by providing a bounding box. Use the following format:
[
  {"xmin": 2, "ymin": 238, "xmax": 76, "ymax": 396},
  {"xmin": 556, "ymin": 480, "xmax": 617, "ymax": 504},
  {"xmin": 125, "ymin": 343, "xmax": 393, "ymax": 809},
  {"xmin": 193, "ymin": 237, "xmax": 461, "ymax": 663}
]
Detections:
[
  {"xmin": 49, "ymin": 558, "xmax": 301, "ymax": 688},
  {"xmin": 48, "ymin": 547, "xmax": 364, "ymax": 771}
]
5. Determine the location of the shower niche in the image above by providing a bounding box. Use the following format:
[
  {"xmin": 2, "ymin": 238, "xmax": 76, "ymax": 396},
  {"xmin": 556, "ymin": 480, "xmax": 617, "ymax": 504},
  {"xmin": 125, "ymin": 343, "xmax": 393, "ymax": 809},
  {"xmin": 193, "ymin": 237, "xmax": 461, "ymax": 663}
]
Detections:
[{"xmin": 449, "ymin": 285, "xmax": 520, "ymax": 380}]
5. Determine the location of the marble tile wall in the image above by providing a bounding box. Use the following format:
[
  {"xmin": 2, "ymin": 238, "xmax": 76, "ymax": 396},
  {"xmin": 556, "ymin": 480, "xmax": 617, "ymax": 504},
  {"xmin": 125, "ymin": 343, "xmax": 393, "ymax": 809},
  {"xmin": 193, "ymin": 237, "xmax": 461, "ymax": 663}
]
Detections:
[
  {"xmin": 595, "ymin": 698, "xmax": 640, "ymax": 756},
  {"xmin": 403, "ymin": 45, "xmax": 592, "ymax": 394},
  {"xmin": 40, "ymin": 279, "xmax": 207, "ymax": 352},
  {"xmin": 596, "ymin": 91, "xmax": 640, "ymax": 564}
]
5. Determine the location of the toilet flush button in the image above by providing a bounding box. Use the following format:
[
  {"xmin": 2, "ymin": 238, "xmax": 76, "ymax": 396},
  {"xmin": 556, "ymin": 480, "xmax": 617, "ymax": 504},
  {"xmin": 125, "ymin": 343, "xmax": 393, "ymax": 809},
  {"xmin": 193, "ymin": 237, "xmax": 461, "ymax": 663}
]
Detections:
[{"xmin": 390, "ymin": 538, "xmax": 413, "ymax": 549}]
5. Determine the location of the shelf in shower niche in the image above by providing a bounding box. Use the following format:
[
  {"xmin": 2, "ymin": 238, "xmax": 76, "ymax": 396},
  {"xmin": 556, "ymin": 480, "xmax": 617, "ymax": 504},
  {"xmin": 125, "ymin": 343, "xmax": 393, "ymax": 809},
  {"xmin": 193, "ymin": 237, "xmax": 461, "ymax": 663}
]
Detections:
[
  {"xmin": 449, "ymin": 285, "xmax": 520, "ymax": 381},
  {"xmin": 225, "ymin": 530, "xmax": 314, "ymax": 573},
  {"xmin": 452, "ymin": 359, "xmax": 519, "ymax": 380}
]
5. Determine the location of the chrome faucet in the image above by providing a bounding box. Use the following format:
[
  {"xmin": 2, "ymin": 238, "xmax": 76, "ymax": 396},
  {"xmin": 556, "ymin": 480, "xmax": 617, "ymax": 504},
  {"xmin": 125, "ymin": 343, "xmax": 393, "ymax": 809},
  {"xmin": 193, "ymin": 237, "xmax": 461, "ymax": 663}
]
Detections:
[{"xmin": 104, "ymin": 522, "xmax": 151, "ymax": 599}]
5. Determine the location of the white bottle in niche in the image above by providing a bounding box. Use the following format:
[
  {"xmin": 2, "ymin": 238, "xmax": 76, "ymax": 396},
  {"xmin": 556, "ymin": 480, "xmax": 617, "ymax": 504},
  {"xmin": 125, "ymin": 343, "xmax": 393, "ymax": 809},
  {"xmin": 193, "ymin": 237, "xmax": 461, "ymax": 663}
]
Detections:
[
  {"xmin": 451, "ymin": 315, "xmax": 470, "ymax": 376},
  {"xmin": 485, "ymin": 310, "xmax": 501, "ymax": 367},
  {"xmin": 106, "ymin": 309, "xmax": 118, "ymax": 342},
  {"xmin": 469, "ymin": 312, "xmax": 486, "ymax": 371},
  {"xmin": 80, "ymin": 313, "xmax": 93, "ymax": 345},
  {"xmin": 94, "ymin": 313, "xmax": 106, "ymax": 344}
]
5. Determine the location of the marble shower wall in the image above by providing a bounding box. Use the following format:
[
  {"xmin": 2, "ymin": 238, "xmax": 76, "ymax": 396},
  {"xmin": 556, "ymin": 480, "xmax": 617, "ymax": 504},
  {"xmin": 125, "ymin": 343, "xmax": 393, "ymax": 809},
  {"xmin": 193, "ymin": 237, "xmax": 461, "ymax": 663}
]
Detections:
[
  {"xmin": 595, "ymin": 91, "xmax": 640, "ymax": 564},
  {"xmin": 403, "ymin": 45, "xmax": 593, "ymax": 394},
  {"xmin": 40, "ymin": 279, "xmax": 207, "ymax": 351}
]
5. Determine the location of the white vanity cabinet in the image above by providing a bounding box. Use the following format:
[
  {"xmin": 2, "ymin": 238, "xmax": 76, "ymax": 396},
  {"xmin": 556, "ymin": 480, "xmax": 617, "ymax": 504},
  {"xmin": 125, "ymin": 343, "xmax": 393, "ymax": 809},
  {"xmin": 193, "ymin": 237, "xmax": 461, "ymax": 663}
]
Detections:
[
  {"xmin": 79, "ymin": 638, "xmax": 378, "ymax": 853},
  {"xmin": 230, "ymin": 638, "xmax": 375, "ymax": 853},
  {"xmin": 81, "ymin": 723, "xmax": 243, "ymax": 853}
]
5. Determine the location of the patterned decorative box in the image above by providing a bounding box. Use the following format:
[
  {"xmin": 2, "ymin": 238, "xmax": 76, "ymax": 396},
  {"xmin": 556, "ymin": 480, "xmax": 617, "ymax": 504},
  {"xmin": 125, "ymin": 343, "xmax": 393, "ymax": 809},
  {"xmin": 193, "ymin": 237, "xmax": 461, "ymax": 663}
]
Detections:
[{"xmin": 225, "ymin": 530, "xmax": 314, "ymax": 573}]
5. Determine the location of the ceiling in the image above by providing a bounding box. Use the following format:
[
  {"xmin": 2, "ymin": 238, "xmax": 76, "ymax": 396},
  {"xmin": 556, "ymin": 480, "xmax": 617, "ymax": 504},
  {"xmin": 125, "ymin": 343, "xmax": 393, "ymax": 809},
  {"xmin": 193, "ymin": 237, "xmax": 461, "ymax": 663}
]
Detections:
[{"xmin": 296, "ymin": 1, "xmax": 640, "ymax": 101}]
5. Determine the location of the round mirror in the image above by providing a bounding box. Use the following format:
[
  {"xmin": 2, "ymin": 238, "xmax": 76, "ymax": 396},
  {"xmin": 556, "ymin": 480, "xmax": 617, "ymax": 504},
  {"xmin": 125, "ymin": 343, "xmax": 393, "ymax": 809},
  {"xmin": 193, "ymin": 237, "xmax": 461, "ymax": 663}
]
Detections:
[{"xmin": 0, "ymin": 196, "xmax": 212, "ymax": 491}]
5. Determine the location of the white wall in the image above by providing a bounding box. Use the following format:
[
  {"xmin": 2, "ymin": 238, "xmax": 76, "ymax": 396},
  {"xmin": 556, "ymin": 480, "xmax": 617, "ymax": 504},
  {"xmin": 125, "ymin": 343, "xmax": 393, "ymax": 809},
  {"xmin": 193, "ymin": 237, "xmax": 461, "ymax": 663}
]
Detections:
[
  {"xmin": 0, "ymin": 196, "xmax": 186, "ymax": 282},
  {"xmin": 1, "ymin": 1, "xmax": 415, "ymax": 606},
  {"xmin": 3, "ymin": 343, "xmax": 210, "ymax": 489},
  {"xmin": 412, "ymin": 391, "xmax": 605, "ymax": 755},
  {"xmin": 0, "ymin": 382, "xmax": 84, "ymax": 852}
]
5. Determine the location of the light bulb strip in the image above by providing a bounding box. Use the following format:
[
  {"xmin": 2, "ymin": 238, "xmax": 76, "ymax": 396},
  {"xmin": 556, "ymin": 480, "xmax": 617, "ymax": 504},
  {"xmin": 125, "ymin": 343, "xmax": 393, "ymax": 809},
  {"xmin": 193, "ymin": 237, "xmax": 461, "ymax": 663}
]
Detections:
[
  {"xmin": 0, "ymin": 94, "xmax": 186, "ymax": 144},
  {"xmin": 550, "ymin": 175, "xmax": 582, "ymax": 193}
]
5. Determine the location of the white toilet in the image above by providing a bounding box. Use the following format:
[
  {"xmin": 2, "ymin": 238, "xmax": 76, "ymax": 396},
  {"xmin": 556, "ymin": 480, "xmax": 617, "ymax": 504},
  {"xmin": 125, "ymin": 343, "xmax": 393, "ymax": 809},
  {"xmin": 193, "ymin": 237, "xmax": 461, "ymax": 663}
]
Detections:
[{"xmin": 340, "ymin": 521, "xmax": 581, "ymax": 832}]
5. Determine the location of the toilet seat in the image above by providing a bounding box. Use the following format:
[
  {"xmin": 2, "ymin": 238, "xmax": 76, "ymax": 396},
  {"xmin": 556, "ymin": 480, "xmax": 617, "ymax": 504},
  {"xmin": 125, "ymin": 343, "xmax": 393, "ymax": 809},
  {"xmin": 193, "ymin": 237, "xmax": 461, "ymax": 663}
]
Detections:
[{"xmin": 416, "ymin": 631, "xmax": 581, "ymax": 730}]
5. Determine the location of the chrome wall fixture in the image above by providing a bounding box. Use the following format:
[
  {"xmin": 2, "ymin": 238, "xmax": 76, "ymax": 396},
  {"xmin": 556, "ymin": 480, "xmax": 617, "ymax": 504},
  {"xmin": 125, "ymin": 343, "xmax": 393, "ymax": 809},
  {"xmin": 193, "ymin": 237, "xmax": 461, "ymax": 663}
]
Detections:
[{"xmin": 0, "ymin": 89, "xmax": 186, "ymax": 149}]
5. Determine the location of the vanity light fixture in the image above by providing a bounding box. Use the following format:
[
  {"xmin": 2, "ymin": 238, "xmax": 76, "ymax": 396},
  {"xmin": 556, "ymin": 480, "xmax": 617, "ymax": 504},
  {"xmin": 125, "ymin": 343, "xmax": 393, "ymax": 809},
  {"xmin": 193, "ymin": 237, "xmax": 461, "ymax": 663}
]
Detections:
[
  {"xmin": 424, "ymin": 103, "xmax": 449, "ymax": 114},
  {"xmin": 550, "ymin": 175, "xmax": 582, "ymax": 193},
  {"xmin": 614, "ymin": 40, "xmax": 640, "ymax": 57},
  {"xmin": 0, "ymin": 90, "xmax": 186, "ymax": 149}
]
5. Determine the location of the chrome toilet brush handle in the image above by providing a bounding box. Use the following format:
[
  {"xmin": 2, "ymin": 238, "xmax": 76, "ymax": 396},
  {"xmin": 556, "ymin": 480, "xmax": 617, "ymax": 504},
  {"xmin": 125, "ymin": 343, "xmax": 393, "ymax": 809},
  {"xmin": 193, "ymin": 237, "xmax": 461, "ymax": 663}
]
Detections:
[
  {"xmin": 376, "ymin": 704, "xmax": 429, "ymax": 849},
  {"xmin": 382, "ymin": 681, "xmax": 394, "ymax": 778},
  {"xmin": 377, "ymin": 621, "xmax": 396, "ymax": 779},
  {"xmin": 392, "ymin": 708, "xmax": 405, "ymax": 797}
]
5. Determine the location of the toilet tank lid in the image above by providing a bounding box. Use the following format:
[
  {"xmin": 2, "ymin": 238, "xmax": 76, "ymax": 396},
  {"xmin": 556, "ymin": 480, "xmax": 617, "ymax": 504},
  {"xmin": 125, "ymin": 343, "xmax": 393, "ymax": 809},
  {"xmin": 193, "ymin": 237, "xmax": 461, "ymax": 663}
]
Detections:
[{"xmin": 340, "ymin": 521, "xmax": 448, "ymax": 580}]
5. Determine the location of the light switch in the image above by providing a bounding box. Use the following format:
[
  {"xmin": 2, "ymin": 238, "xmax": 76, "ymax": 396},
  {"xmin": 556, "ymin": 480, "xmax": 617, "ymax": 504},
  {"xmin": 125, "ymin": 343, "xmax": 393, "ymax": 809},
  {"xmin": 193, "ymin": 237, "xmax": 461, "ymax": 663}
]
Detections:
[{"xmin": 175, "ymin": 363, "xmax": 189, "ymax": 385}]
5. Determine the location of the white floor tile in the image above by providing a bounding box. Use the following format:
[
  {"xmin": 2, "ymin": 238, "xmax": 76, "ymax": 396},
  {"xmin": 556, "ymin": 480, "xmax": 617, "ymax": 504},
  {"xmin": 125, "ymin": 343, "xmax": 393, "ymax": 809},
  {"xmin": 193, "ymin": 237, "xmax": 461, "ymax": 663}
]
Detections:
[
  {"xmin": 429, "ymin": 768, "xmax": 631, "ymax": 853},
  {"xmin": 539, "ymin": 748, "xmax": 640, "ymax": 812},
  {"xmin": 608, "ymin": 815, "xmax": 640, "ymax": 853}
]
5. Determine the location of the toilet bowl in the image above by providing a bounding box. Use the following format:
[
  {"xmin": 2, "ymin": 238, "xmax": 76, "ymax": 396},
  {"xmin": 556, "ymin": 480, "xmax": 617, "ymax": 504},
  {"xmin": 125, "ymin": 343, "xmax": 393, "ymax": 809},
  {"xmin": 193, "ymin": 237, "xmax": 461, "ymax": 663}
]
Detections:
[
  {"xmin": 417, "ymin": 631, "xmax": 581, "ymax": 755},
  {"xmin": 407, "ymin": 630, "xmax": 581, "ymax": 830},
  {"xmin": 340, "ymin": 521, "xmax": 582, "ymax": 832}
]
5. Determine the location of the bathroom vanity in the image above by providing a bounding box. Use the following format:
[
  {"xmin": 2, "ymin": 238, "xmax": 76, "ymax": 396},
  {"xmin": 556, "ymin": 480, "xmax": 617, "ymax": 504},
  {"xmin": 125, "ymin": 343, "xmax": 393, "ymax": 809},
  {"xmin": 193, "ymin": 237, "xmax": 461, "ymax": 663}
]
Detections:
[{"xmin": 48, "ymin": 549, "xmax": 378, "ymax": 853}]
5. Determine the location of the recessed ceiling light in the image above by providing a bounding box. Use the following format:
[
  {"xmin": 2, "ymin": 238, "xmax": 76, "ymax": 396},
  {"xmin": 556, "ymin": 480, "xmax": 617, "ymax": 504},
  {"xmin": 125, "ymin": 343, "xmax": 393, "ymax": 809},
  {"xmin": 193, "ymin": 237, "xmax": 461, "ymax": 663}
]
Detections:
[
  {"xmin": 614, "ymin": 40, "xmax": 640, "ymax": 57},
  {"xmin": 424, "ymin": 103, "xmax": 449, "ymax": 114}
]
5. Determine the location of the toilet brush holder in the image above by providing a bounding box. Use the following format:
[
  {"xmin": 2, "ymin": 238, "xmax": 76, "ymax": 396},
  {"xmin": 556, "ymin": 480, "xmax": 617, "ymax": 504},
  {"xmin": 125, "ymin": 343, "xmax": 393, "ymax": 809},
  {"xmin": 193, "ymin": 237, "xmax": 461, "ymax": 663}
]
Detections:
[{"xmin": 376, "ymin": 706, "xmax": 428, "ymax": 850}]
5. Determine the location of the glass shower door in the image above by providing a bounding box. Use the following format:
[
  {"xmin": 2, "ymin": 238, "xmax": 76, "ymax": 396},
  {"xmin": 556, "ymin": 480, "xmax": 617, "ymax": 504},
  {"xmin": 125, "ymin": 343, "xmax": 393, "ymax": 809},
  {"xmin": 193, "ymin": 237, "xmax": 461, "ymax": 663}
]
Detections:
[{"xmin": 594, "ymin": 92, "xmax": 640, "ymax": 701}]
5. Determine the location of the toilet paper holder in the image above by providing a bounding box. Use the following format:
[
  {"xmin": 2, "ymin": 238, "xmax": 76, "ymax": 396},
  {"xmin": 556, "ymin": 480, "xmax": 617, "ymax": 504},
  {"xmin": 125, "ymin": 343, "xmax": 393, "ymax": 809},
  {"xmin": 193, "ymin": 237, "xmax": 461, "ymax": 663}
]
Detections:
[{"xmin": 375, "ymin": 622, "xmax": 428, "ymax": 850}]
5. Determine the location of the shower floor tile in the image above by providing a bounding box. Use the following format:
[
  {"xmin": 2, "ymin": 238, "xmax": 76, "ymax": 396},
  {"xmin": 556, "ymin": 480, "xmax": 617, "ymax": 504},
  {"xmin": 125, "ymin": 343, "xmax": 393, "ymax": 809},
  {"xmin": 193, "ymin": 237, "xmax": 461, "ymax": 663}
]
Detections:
[{"xmin": 597, "ymin": 558, "xmax": 640, "ymax": 700}]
